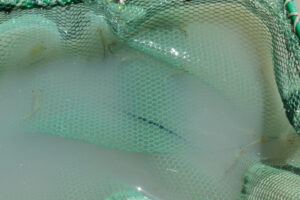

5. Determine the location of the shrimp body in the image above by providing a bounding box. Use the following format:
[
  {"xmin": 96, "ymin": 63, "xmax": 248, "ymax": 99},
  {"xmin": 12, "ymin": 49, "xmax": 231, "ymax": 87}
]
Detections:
[
  {"xmin": 23, "ymin": 90, "xmax": 40, "ymax": 119},
  {"xmin": 178, "ymin": 25, "xmax": 188, "ymax": 38},
  {"xmin": 29, "ymin": 43, "xmax": 47, "ymax": 57},
  {"xmin": 98, "ymin": 29, "xmax": 106, "ymax": 58},
  {"xmin": 225, "ymin": 136, "xmax": 268, "ymax": 173}
]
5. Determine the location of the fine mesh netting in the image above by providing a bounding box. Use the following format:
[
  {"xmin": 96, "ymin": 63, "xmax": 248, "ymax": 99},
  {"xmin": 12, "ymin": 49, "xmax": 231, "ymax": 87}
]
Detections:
[{"xmin": 0, "ymin": 0, "xmax": 300, "ymax": 199}]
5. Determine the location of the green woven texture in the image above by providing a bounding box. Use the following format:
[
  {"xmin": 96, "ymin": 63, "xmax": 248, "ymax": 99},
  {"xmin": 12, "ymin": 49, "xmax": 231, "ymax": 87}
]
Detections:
[
  {"xmin": 0, "ymin": 0, "xmax": 83, "ymax": 9},
  {"xmin": 240, "ymin": 163, "xmax": 300, "ymax": 199},
  {"xmin": 0, "ymin": 0, "xmax": 300, "ymax": 199}
]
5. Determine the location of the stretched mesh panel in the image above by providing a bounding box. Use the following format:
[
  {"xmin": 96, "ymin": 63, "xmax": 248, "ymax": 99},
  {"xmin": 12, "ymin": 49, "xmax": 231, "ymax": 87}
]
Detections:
[{"xmin": 0, "ymin": 0, "xmax": 299, "ymax": 199}]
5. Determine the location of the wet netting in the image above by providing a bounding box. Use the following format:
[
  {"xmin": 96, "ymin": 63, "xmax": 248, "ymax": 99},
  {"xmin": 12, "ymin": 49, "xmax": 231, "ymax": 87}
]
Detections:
[{"xmin": 0, "ymin": 0, "xmax": 300, "ymax": 199}]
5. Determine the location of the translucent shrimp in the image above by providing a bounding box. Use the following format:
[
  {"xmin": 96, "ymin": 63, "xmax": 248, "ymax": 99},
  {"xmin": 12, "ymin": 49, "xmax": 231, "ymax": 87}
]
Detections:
[
  {"xmin": 225, "ymin": 136, "xmax": 268, "ymax": 173},
  {"xmin": 178, "ymin": 24, "xmax": 188, "ymax": 38},
  {"xmin": 163, "ymin": 70, "xmax": 183, "ymax": 83},
  {"xmin": 275, "ymin": 134, "xmax": 298, "ymax": 145},
  {"xmin": 120, "ymin": 55, "xmax": 145, "ymax": 63},
  {"xmin": 23, "ymin": 90, "xmax": 40, "ymax": 119},
  {"xmin": 16, "ymin": 43, "xmax": 48, "ymax": 68},
  {"xmin": 28, "ymin": 43, "xmax": 47, "ymax": 57},
  {"xmin": 98, "ymin": 28, "xmax": 107, "ymax": 59},
  {"xmin": 107, "ymin": 42, "xmax": 117, "ymax": 55}
]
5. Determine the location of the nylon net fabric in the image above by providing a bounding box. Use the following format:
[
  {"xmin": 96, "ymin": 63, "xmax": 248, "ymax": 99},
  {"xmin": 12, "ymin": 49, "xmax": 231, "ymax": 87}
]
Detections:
[{"xmin": 0, "ymin": 0, "xmax": 299, "ymax": 199}]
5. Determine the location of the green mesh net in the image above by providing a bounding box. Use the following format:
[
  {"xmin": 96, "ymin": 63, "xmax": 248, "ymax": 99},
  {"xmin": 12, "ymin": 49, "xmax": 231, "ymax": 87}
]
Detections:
[{"xmin": 0, "ymin": 0, "xmax": 300, "ymax": 199}]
